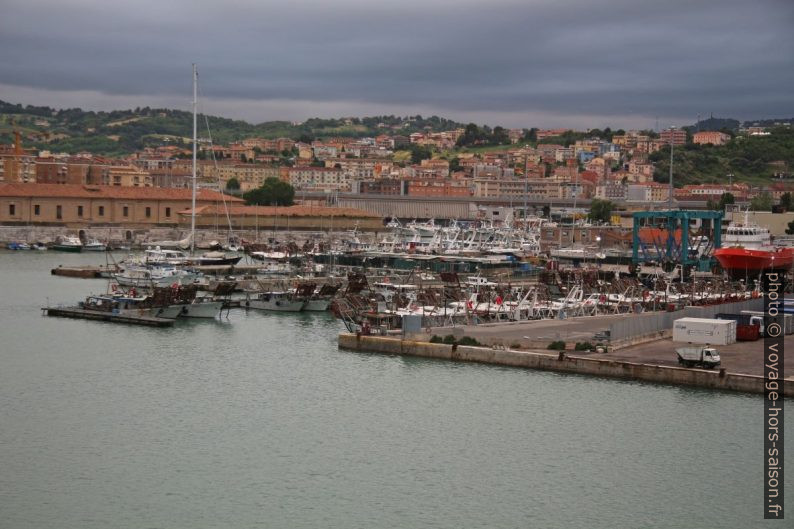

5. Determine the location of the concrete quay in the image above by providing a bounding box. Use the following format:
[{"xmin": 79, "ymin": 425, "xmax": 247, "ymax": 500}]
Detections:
[{"xmin": 338, "ymin": 333, "xmax": 794, "ymax": 396}]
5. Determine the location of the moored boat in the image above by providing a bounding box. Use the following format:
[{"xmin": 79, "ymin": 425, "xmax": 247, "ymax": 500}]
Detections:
[
  {"xmin": 714, "ymin": 212, "xmax": 794, "ymax": 274},
  {"xmin": 83, "ymin": 239, "xmax": 107, "ymax": 252},
  {"xmin": 52, "ymin": 236, "xmax": 83, "ymax": 252},
  {"xmin": 246, "ymin": 291, "xmax": 306, "ymax": 312}
]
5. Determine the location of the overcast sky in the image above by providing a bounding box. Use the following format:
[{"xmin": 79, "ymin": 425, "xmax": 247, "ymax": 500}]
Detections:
[{"xmin": 0, "ymin": 0, "xmax": 792, "ymax": 129}]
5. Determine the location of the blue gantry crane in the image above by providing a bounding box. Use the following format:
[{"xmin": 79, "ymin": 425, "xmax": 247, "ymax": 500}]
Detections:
[{"xmin": 632, "ymin": 210, "xmax": 723, "ymax": 272}]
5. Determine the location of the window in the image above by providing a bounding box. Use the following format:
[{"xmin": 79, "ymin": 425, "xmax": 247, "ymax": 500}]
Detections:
[
  {"xmin": 98, "ymin": 206, "xmax": 104, "ymax": 217},
  {"xmin": 165, "ymin": 207, "xmax": 171, "ymax": 218},
  {"xmin": 34, "ymin": 204, "xmax": 40, "ymax": 216},
  {"xmin": 8, "ymin": 204, "xmax": 15, "ymax": 216},
  {"xmin": 77, "ymin": 205, "xmax": 83, "ymax": 217},
  {"xmin": 123, "ymin": 206, "xmax": 129, "ymax": 217},
  {"xmin": 56, "ymin": 205, "xmax": 62, "ymax": 220},
  {"xmin": 145, "ymin": 207, "xmax": 151, "ymax": 218}
]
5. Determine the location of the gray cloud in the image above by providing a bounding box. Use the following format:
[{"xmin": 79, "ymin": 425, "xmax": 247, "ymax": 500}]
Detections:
[{"xmin": 0, "ymin": 0, "xmax": 792, "ymax": 128}]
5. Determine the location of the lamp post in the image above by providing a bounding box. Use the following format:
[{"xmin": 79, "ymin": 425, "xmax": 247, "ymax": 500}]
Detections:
[{"xmin": 668, "ymin": 126, "xmax": 675, "ymax": 210}]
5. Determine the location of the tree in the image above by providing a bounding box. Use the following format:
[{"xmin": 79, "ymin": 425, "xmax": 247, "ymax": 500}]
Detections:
[
  {"xmin": 449, "ymin": 156, "xmax": 461, "ymax": 172},
  {"xmin": 588, "ymin": 199, "xmax": 614, "ymax": 224},
  {"xmin": 780, "ymin": 192, "xmax": 793, "ymax": 211},
  {"xmin": 242, "ymin": 177, "xmax": 295, "ymax": 206},
  {"xmin": 710, "ymin": 192, "xmax": 735, "ymax": 211},
  {"xmin": 225, "ymin": 177, "xmax": 240, "ymax": 191},
  {"xmin": 750, "ymin": 192, "xmax": 773, "ymax": 211},
  {"xmin": 407, "ymin": 144, "xmax": 433, "ymax": 164},
  {"xmin": 786, "ymin": 219, "xmax": 794, "ymax": 235}
]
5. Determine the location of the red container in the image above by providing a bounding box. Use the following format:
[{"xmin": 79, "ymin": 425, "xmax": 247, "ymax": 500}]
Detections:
[{"xmin": 736, "ymin": 323, "xmax": 760, "ymax": 341}]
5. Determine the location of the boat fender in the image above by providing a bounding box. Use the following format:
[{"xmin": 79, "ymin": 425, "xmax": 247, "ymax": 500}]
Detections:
[
  {"xmin": 642, "ymin": 290, "xmax": 650, "ymax": 301},
  {"xmin": 599, "ymin": 294, "xmax": 606, "ymax": 303}
]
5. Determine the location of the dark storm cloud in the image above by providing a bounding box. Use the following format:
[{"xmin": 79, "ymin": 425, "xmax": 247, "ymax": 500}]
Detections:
[{"xmin": 0, "ymin": 0, "xmax": 792, "ymax": 126}]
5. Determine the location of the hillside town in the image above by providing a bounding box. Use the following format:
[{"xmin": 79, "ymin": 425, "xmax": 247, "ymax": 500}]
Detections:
[{"xmin": 1, "ymin": 122, "xmax": 791, "ymax": 209}]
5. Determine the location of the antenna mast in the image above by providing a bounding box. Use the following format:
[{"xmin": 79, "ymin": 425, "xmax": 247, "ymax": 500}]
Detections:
[{"xmin": 191, "ymin": 63, "xmax": 197, "ymax": 254}]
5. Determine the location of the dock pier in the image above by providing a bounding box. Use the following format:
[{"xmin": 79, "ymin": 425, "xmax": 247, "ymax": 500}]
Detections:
[{"xmin": 338, "ymin": 333, "xmax": 794, "ymax": 396}]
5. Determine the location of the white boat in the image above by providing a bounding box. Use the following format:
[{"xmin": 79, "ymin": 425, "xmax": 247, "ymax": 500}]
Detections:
[
  {"xmin": 115, "ymin": 265, "xmax": 199, "ymax": 288},
  {"xmin": 83, "ymin": 239, "xmax": 107, "ymax": 252},
  {"xmin": 176, "ymin": 297, "xmax": 224, "ymax": 318},
  {"xmin": 52, "ymin": 236, "xmax": 83, "ymax": 252},
  {"xmin": 246, "ymin": 291, "xmax": 306, "ymax": 312},
  {"xmin": 142, "ymin": 247, "xmax": 189, "ymax": 266},
  {"xmin": 83, "ymin": 295, "xmax": 183, "ymax": 320}
]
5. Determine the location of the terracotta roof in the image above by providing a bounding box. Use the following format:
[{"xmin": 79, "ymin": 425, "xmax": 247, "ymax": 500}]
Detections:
[
  {"xmin": 179, "ymin": 204, "xmax": 381, "ymax": 218},
  {"xmin": 0, "ymin": 183, "xmax": 243, "ymax": 202}
]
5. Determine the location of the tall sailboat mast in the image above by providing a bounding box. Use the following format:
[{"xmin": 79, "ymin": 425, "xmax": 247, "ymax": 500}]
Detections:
[{"xmin": 191, "ymin": 63, "xmax": 198, "ymax": 254}]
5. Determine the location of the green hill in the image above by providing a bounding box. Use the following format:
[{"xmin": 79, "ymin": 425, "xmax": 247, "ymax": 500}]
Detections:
[
  {"xmin": 650, "ymin": 126, "xmax": 794, "ymax": 186},
  {"xmin": 0, "ymin": 100, "xmax": 465, "ymax": 156}
]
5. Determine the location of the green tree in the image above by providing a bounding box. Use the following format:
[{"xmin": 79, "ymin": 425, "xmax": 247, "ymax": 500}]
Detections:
[
  {"xmin": 786, "ymin": 219, "xmax": 794, "ymax": 235},
  {"xmin": 242, "ymin": 177, "xmax": 295, "ymax": 206},
  {"xmin": 719, "ymin": 192, "xmax": 735, "ymax": 209},
  {"xmin": 588, "ymin": 199, "xmax": 614, "ymax": 224},
  {"xmin": 780, "ymin": 192, "xmax": 793, "ymax": 211},
  {"xmin": 408, "ymin": 144, "xmax": 433, "ymax": 164},
  {"xmin": 448, "ymin": 156, "xmax": 461, "ymax": 172},
  {"xmin": 225, "ymin": 177, "xmax": 240, "ymax": 191},
  {"xmin": 750, "ymin": 192, "xmax": 773, "ymax": 211}
]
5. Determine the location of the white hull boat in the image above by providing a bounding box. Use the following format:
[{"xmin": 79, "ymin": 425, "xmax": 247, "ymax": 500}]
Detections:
[
  {"xmin": 246, "ymin": 292, "xmax": 306, "ymax": 312},
  {"xmin": 177, "ymin": 299, "xmax": 223, "ymax": 318}
]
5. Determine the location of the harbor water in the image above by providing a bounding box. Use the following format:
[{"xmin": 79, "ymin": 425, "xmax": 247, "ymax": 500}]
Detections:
[{"xmin": 0, "ymin": 251, "xmax": 790, "ymax": 528}]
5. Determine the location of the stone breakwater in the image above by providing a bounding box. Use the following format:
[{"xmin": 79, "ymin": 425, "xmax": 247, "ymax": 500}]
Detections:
[{"xmin": 339, "ymin": 333, "xmax": 794, "ymax": 396}]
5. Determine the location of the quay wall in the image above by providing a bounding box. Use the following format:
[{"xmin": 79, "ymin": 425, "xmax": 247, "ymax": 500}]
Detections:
[{"xmin": 339, "ymin": 333, "xmax": 793, "ymax": 396}]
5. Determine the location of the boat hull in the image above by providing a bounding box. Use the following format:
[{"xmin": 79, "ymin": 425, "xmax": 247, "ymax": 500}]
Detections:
[
  {"xmin": 714, "ymin": 247, "xmax": 794, "ymax": 272},
  {"xmin": 193, "ymin": 256, "xmax": 242, "ymax": 266},
  {"xmin": 52, "ymin": 244, "xmax": 82, "ymax": 252},
  {"xmin": 177, "ymin": 301, "xmax": 223, "ymax": 318},
  {"xmin": 247, "ymin": 299, "xmax": 306, "ymax": 312},
  {"xmin": 304, "ymin": 298, "xmax": 331, "ymax": 311}
]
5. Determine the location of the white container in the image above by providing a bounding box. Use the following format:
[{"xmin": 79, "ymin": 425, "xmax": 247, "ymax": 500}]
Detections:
[{"xmin": 673, "ymin": 317, "xmax": 736, "ymax": 345}]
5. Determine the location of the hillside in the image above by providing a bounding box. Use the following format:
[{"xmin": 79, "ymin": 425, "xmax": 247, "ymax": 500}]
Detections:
[
  {"xmin": 650, "ymin": 126, "xmax": 794, "ymax": 186},
  {"xmin": 683, "ymin": 116, "xmax": 740, "ymax": 133},
  {"xmin": 0, "ymin": 100, "xmax": 466, "ymax": 156}
]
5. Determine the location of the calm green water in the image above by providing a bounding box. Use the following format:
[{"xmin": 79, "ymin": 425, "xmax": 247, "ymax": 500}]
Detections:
[{"xmin": 0, "ymin": 251, "xmax": 790, "ymax": 528}]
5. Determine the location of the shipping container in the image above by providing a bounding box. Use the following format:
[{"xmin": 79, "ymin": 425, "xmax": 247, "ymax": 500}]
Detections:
[{"xmin": 673, "ymin": 317, "xmax": 737, "ymax": 345}]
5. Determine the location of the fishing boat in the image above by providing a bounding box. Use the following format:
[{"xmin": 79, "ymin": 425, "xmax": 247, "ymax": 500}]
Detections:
[
  {"xmin": 176, "ymin": 296, "xmax": 224, "ymax": 318},
  {"xmin": 246, "ymin": 291, "xmax": 306, "ymax": 312},
  {"xmin": 52, "ymin": 236, "xmax": 83, "ymax": 252},
  {"xmin": 82, "ymin": 294, "xmax": 184, "ymax": 320}
]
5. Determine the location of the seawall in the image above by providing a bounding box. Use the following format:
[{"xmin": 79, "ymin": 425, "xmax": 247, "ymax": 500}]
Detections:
[{"xmin": 339, "ymin": 333, "xmax": 793, "ymax": 396}]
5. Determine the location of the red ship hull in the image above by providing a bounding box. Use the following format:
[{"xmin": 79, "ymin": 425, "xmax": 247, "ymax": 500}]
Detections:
[{"xmin": 714, "ymin": 247, "xmax": 794, "ymax": 272}]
